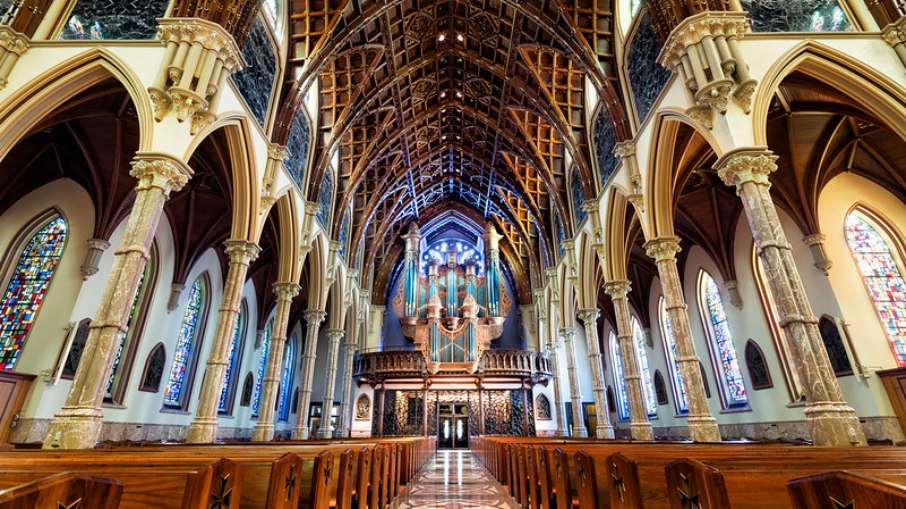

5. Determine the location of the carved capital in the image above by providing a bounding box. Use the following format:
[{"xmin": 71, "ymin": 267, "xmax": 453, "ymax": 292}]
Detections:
[
  {"xmin": 577, "ymin": 308, "xmax": 600, "ymax": 326},
  {"xmin": 657, "ymin": 12, "xmax": 750, "ymax": 71},
  {"xmin": 156, "ymin": 18, "xmax": 244, "ymax": 72},
  {"xmin": 272, "ymin": 282, "xmax": 301, "ymax": 301},
  {"xmin": 882, "ymin": 17, "xmax": 906, "ymax": 47},
  {"xmin": 604, "ymin": 280, "xmax": 631, "ymax": 300},
  {"xmin": 304, "ymin": 201, "xmax": 321, "ymax": 216},
  {"xmin": 326, "ymin": 328, "xmax": 346, "ymax": 343},
  {"xmin": 304, "ymin": 309, "xmax": 327, "ymax": 327},
  {"xmin": 714, "ymin": 148, "xmax": 777, "ymax": 189},
  {"xmin": 129, "ymin": 153, "xmax": 192, "ymax": 196},
  {"xmin": 644, "ymin": 236, "xmax": 682, "ymax": 262},
  {"xmin": 223, "ymin": 239, "xmax": 261, "ymax": 265},
  {"xmin": 268, "ymin": 143, "xmax": 289, "ymax": 162},
  {"xmin": 558, "ymin": 327, "xmax": 578, "ymax": 343},
  {"xmin": 0, "ymin": 26, "xmax": 30, "ymax": 55},
  {"xmin": 613, "ymin": 140, "xmax": 636, "ymax": 158}
]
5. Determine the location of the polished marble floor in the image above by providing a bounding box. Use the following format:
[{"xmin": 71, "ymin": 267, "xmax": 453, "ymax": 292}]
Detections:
[{"xmin": 390, "ymin": 449, "xmax": 520, "ymax": 509}]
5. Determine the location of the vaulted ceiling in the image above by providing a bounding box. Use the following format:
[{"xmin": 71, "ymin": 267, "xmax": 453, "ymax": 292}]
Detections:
[{"xmin": 284, "ymin": 0, "xmax": 627, "ymax": 298}]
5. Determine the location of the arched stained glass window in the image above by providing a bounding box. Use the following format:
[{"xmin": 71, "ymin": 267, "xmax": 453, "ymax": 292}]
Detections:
[
  {"xmin": 630, "ymin": 316, "xmax": 657, "ymax": 416},
  {"xmin": 262, "ymin": 0, "xmax": 279, "ymax": 29},
  {"xmin": 278, "ymin": 334, "xmax": 297, "ymax": 421},
  {"xmin": 163, "ymin": 277, "xmax": 207, "ymax": 408},
  {"xmin": 845, "ymin": 211, "xmax": 906, "ymax": 366},
  {"xmin": 219, "ymin": 300, "xmax": 247, "ymax": 414},
  {"xmin": 610, "ymin": 331, "xmax": 630, "ymax": 420},
  {"xmin": 252, "ymin": 319, "xmax": 274, "ymax": 417},
  {"xmin": 658, "ymin": 297, "xmax": 688, "ymax": 413},
  {"xmin": 0, "ymin": 215, "xmax": 67, "ymax": 371},
  {"xmin": 698, "ymin": 271, "xmax": 748, "ymax": 409}
]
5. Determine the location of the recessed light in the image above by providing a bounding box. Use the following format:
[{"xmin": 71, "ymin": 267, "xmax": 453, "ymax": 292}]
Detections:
[
  {"xmin": 456, "ymin": 33, "xmax": 464, "ymax": 42},
  {"xmin": 438, "ymin": 33, "xmax": 446, "ymax": 42}
]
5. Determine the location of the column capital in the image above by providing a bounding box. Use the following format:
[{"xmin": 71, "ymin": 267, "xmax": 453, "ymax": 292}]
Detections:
[
  {"xmin": 129, "ymin": 152, "xmax": 193, "ymax": 196},
  {"xmin": 714, "ymin": 147, "xmax": 778, "ymax": 189},
  {"xmin": 577, "ymin": 308, "xmax": 600, "ymax": 326},
  {"xmin": 326, "ymin": 328, "xmax": 346, "ymax": 342},
  {"xmin": 272, "ymin": 282, "xmax": 301, "ymax": 301},
  {"xmin": 613, "ymin": 140, "xmax": 636, "ymax": 158},
  {"xmin": 267, "ymin": 143, "xmax": 289, "ymax": 162},
  {"xmin": 604, "ymin": 280, "xmax": 631, "ymax": 299},
  {"xmin": 304, "ymin": 201, "xmax": 321, "ymax": 216},
  {"xmin": 559, "ymin": 327, "xmax": 578, "ymax": 342},
  {"xmin": 656, "ymin": 11, "xmax": 749, "ymax": 71},
  {"xmin": 581, "ymin": 200, "xmax": 599, "ymax": 213},
  {"xmin": 304, "ymin": 309, "xmax": 327, "ymax": 327},
  {"xmin": 156, "ymin": 17, "xmax": 243, "ymax": 72},
  {"xmin": 644, "ymin": 236, "xmax": 682, "ymax": 262},
  {"xmin": 343, "ymin": 342, "xmax": 359, "ymax": 352},
  {"xmin": 223, "ymin": 239, "xmax": 261, "ymax": 264}
]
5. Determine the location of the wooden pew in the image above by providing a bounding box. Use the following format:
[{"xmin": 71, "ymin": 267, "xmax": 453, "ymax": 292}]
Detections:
[
  {"xmin": 664, "ymin": 458, "xmax": 730, "ymax": 509},
  {"xmin": 605, "ymin": 453, "xmax": 642, "ymax": 509},
  {"xmin": 0, "ymin": 472, "xmax": 123, "ymax": 509},
  {"xmin": 575, "ymin": 451, "xmax": 598, "ymax": 509},
  {"xmin": 788, "ymin": 470, "xmax": 906, "ymax": 509},
  {"xmin": 265, "ymin": 453, "xmax": 304, "ymax": 509},
  {"xmin": 353, "ymin": 448, "xmax": 372, "ymax": 509}
]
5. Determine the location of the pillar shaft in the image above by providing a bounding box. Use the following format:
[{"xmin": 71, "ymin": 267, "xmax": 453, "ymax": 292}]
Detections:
[
  {"xmin": 187, "ymin": 240, "xmax": 260, "ymax": 443},
  {"xmin": 251, "ymin": 282, "xmax": 300, "ymax": 442},
  {"xmin": 292, "ymin": 310, "xmax": 327, "ymax": 440},
  {"xmin": 577, "ymin": 309, "xmax": 615, "ymax": 439},
  {"xmin": 44, "ymin": 154, "xmax": 191, "ymax": 450},
  {"xmin": 560, "ymin": 327, "xmax": 588, "ymax": 437},
  {"xmin": 716, "ymin": 148, "xmax": 866, "ymax": 446},
  {"xmin": 645, "ymin": 237, "xmax": 721, "ymax": 442},
  {"xmin": 316, "ymin": 329, "xmax": 345, "ymax": 439},
  {"xmin": 605, "ymin": 281, "xmax": 654, "ymax": 441},
  {"xmin": 547, "ymin": 339, "xmax": 570, "ymax": 436},
  {"xmin": 337, "ymin": 341, "xmax": 358, "ymax": 438}
]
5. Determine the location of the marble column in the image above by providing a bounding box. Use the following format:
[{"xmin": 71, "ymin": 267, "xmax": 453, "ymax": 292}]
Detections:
[
  {"xmin": 604, "ymin": 281, "xmax": 654, "ymax": 441},
  {"xmin": 716, "ymin": 148, "xmax": 866, "ymax": 446},
  {"xmin": 337, "ymin": 340, "xmax": 358, "ymax": 438},
  {"xmin": 252, "ymin": 282, "xmax": 300, "ymax": 442},
  {"xmin": 44, "ymin": 154, "xmax": 191, "ymax": 450},
  {"xmin": 644, "ymin": 237, "xmax": 722, "ymax": 442},
  {"xmin": 187, "ymin": 240, "xmax": 260, "ymax": 443},
  {"xmin": 577, "ymin": 308, "xmax": 615, "ymax": 439},
  {"xmin": 547, "ymin": 338, "xmax": 570, "ymax": 437},
  {"xmin": 316, "ymin": 329, "xmax": 345, "ymax": 439},
  {"xmin": 560, "ymin": 327, "xmax": 588, "ymax": 437},
  {"xmin": 292, "ymin": 310, "xmax": 327, "ymax": 440}
]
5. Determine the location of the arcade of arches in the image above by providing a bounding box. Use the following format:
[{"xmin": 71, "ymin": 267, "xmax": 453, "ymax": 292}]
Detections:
[{"xmin": 1, "ymin": 0, "xmax": 906, "ymax": 471}]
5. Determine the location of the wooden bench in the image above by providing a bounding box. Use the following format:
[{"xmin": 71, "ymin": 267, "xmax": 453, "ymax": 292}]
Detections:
[
  {"xmin": 0, "ymin": 472, "xmax": 123, "ymax": 509},
  {"xmin": 788, "ymin": 470, "xmax": 906, "ymax": 509}
]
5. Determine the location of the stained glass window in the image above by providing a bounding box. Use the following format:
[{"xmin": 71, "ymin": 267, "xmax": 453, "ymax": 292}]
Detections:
[
  {"xmin": 252, "ymin": 319, "xmax": 274, "ymax": 417},
  {"xmin": 610, "ymin": 331, "xmax": 630, "ymax": 420},
  {"xmin": 658, "ymin": 297, "xmax": 688, "ymax": 413},
  {"xmin": 278, "ymin": 335, "xmax": 296, "ymax": 421},
  {"xmin": 630, "ymin": 0, "xmax": 642, "ymax": 15},
  {"xmin": 631, "ymin": 317, "xmax": 657, "ymax": 416},
  {"xmin": 0, "ymin": 216, "xmax": 68, "ymax": 371},
  {"xmin": 262, "ymin": 0, "xmax": 278, "ymax": 29},
  {"xmin": 845, "ymin": 211, "xmax": 906, "ymax": 366},
  {"xmin": 106, "ymin": 251, "xmax": 154, "ymax": 400},
  {"xmin": 163, "ymin": 277, "xmax": 206, "ymax": 407},
  {"xmin": 698, "ymin": 271, "xmax": 748, "ymax": 408},
  {"xmin": 219, "ymin": 301, "xmax": 247, "ymax": 413}
]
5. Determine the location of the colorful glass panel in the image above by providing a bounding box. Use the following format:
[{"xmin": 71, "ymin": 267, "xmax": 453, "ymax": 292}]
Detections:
[
  {"xmin": 252, "ymin": 320, "xmax": 273, "ymax": 417},
  {"xmin": 659, "ymin": 297, "xmax": 688, "ymax": 413},
  {"xmin": 263, "ymin": 0, "xmax": 278, "ymax": 28},
  {"xmin": 0, "ymin": 216, "xmax": 68, "ymax": 371},
  {"xmin": 219, "ymin": 302, "xmax": 246, "ymax": 412},
  {"xmin": 845, "ymin": 212, "xmax": 906, "ymax": 366},
  {"xmin": 610, "ymin": 332, "xmax": 630, "ymax": 420},
  {"xmin": 631, "ymin": 317, "xmax": 657, "ymax": 415},
  {"xmin": 278, "ymin": 335, "xmax": 296, "ymax": 421},
  {"xmin": 163, "ymin": 278, "xmax": 205, "ymax": 406},
  {"xmin": 700, "ymin": 272, "xmax": 748, "ymax": 407}
]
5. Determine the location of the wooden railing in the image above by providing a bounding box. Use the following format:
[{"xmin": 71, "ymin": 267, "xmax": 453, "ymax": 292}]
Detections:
[
  {"xmin": 868, "ymin": 0, "xmax": 906, "ymax": 26},
  {"xmin": 478, "ymin": 349, "xmax": 552, "ymax": 377},
  {"xmin": 352, "ymin": 349, "xmax": 552, "ymax": 379}
]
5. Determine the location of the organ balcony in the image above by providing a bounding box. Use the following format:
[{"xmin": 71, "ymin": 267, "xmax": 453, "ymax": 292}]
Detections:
[{"xmin": 352, "ymin": 348, "xmax": 552, "ymax": 384}]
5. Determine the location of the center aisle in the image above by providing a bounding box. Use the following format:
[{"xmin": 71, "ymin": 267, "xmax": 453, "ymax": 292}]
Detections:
[{"xmin": 390, "ymin": 449, "xmax": 520, "ymax": 509}]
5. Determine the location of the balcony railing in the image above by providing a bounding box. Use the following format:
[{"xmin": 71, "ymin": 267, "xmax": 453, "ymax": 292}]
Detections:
[{"xmin": 352, "ymin": 348, "xmax": 552, "ymax": 380}]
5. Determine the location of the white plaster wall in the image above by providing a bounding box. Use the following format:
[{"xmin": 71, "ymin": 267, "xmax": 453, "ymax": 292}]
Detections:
[
  {"xmin": 349, "ymin": 384, "xmax": 374, "ymax": 437},
  {"xmin": 531, "ymin": 383, "xmax": 557, "ymax": 435}
]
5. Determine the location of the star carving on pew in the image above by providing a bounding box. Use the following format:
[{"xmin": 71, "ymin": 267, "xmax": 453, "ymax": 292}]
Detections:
[
  {"xmin": 830, "ymin": 497, "xmax": 855, "ymax": 509},
  {"xmin": 209, "ymin": 473, "xmax": 233, "ymax": 509},
  {"xmin": 285, "ymin": 463, "xmax": 297, "ymax": 500},
  {"xmin": 611, "ymin": 463, "xmax": 625, "ymax": 501},
  {"xmin": 57, "ymin": 498, "xmax": 82, "ymax": 509},
  {"xmin": 677, "ymin": 474, "xmax": 702, "ymax": 509}
]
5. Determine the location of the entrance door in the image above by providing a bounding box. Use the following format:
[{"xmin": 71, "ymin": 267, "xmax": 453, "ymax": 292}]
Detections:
[
  {"xmin": 453, "ymin": 416, "xmax": 469, "ymax": 448},
  {"xmin": 438, "ymin": 402, "xmax": 470, "ymax": 449},
  {"xmin": 438, "ymin": 416, "xmax": 454, "ymax": 449}
]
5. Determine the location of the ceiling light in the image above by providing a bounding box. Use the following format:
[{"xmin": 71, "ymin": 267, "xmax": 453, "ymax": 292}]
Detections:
[
  {"xmin": 438, "ymin": 33, "xmax": 446, "ymax": 42},
  {"xmin": 456, "ymin": 91, "xmax": 463, "ymax": 98},
  {"xmin": 440, "ymin": 91, "xmax": 446, "ymax": 98},
  {"xmin": 456, "ymin": 33, "xmax": 464, "ymax": 42}
]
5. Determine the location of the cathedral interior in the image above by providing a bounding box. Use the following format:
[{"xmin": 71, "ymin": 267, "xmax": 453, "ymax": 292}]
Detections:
[{"xmin": 1, "ymin": 0, "xmax": 906, "ymax": 507}]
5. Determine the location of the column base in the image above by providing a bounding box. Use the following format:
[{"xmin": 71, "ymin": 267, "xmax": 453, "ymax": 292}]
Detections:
[
  {"xmin": 687, "ymin": 415, "xmax": 722, "ymax": 442},
  {"xmin": 43, "ymin": 407, "xmax": 104, "ymax": 449},
  {"xmin": 551, "ymin": 430, "xmax": 570, "ymax": 437},
  {"xmin": 629, "ymin": 421, "xmax": 654, "ymax": 441},
  {"xmin": 315, "ymin": 428, "xmax": 333, "ymax": 439},
  {"xmin": 805, "ymin": 401, "xmax": 867, "ymax": 446},
  {"xmin": 291, "ymin": 427, "xmax": 310, "ymax": 440},
  {"xmin": 251, "ymin": 423, "xmax": 274, "ymax": 442},
  {"xmin": 185, "ymin": 419, "xmax": 218, "ymax": 444},
  {"xmin": 595, "ymin": 425, "xmax": 615, "ymax": 439},
  {"xmin": 571, "ymin": 425, "xmax": 589, "ymax": 438}
]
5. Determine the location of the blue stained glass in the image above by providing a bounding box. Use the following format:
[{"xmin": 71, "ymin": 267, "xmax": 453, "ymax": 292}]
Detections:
[
  {"xmin": 232, "ymin": 17, "xmax": 277, "ymax": 127},
  {"xmin": 845, "ymin": 213, "xmax": 906, "ymax": 366},
  {"xmin": 252, "ymin": 320, "xmax": 273, "ymax": 417},
  {"xmin": 338, "ymin": 210, "xmax": 350, "ymax": 261},
  {"xmin": 262, "ymin": 0, "xmax": 278, "ymax": 28},
  {"xmin": 610, "ymin": 332, "xmax": 630, "ymax": 420},
  {"xmin": 0, "ymin": 216, "xmax": 67, "ymax": 371},
  {"xmin": 631, "ymin": 317, "xmax": 657, "ymax": 415},
  {"xmin": 627, "ymin": 12, "xmax": 671, "ymax": 124},
  {"xmin": 163, "ymin": 278, "xmax": 205, "ymax": 406},
  {"xmin": 317, "ymin": 171, "xmax": 334, "ymax": 227},
  {"xmin": 659, "ymin": 297, "xmax": 688, "ymax": 413},
  {"xmin": 571, "ymin": 171, "xmax": 587, "ymax": 227},
  {"xmin": 594, "ymin": 105, "xmax": 618, "ymax": 186},
  {"xmin": 700, "ymin": 272, "xmax": 748, "ymax": 407},
  {"xmin": 219, "ymin": 302, "xmax": 247, "ymax": 412},
  {"xmin": 741, "ymin": 0, "xmax": 852, "ymax": 33},
  {"xmin": 278, "ymin": 335, "xmax": 296, "ymax": 421},
  {"xmin": 286, "ymin": 111, "xmax": 311, "ymax": 189},
  {"xmin": 59, "ymin": 0, "xmax": 168, "ymax": 40}
]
